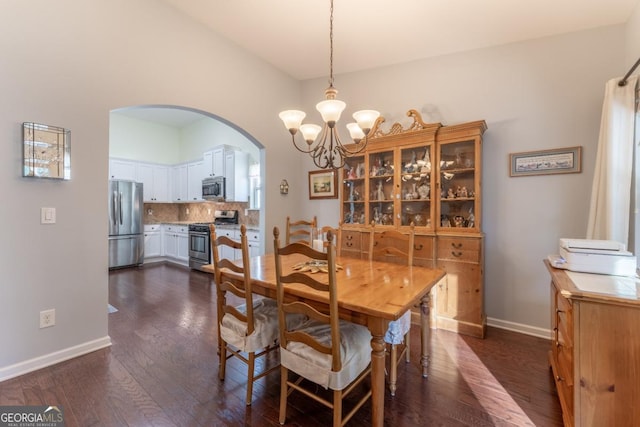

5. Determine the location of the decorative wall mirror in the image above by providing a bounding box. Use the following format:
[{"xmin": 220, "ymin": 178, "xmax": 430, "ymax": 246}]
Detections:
[{"xmin": 23, "ymin": 122, "xmax": 71, "ymax": 180}]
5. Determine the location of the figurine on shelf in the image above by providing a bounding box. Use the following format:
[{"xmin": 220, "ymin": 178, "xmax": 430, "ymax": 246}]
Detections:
[
  {"xmin": 359, "ymin": 212, "xmax": 366, "ymax": 224},
  {"xmin": 426, "ymin": 218, "xmax": 432, "ymax": 228},
  {"xmin": 357, "ymin": 162, "xmax": 365, "ymax": 178},
  {"xmin": 347, "ymin": 165, "xmax": 357, "ymax": 179},
  {"xmin": 453, "ymin": 215, "xmax": 465, "ymax": 227},
  {"xmin": 459, "ymin": 186, "xmax": 468, "ymax": 198},
  {"xmin": 417, "ymin": 183, "xmax": 429, "ymax": 199},
  {"xmin": 447, "ymin": 188, "xmax": 456, "ymax": 199},
  {"xmin": 467, "ymin": 208, "xmax": 475, "ymax": 228},
  {"xmin": 376, "ymin": 181, "xmax": 385, "ymax": 201},
  {"xmin": 422, "ymin": 148, "xmax": 431, "ymax": 173},
  {"xmin": 441, "ymin": 215, "xmax": 451, "ymax": 227},
  {"xmin": 373, "ymin": 207, "xmax": 381, "ymax": 224}
]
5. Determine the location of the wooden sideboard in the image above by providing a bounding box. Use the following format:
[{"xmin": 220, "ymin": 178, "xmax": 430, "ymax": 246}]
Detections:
[{"xmin": 545, "ymin": 260, "xmax": 640, "ymax": 426}]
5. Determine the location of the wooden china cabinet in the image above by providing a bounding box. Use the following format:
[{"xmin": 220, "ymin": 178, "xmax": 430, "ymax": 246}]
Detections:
[{"xmin": 340, "ymin": 110, "xmax": 487, "ymax": 337}]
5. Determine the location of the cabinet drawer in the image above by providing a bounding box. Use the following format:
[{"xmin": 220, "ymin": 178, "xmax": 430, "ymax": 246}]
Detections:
[
  {"xmin": 246, "ymin": 230, "xmax": 260, "ymax": 242},
  {"xmin": 413, "ymin": 235, "xmax": 435, "ymax": 266},
  {"xmin": 144, "ymin": 224, "xmax": 161, "ymax": 232},
  {"xmin": 164, "ymin": 225, "xmax": 188, "ymax": 234},
  {"xmin": 437, "ymin": 237, "xmax": 480, "ymax": 262},
  {"xmin": 216, "ymin": 229, "xmax": 235, "ymax": 239},
  {"xmin": 341, "ymin": 230, "xmax": 362, "ymax": 252}
]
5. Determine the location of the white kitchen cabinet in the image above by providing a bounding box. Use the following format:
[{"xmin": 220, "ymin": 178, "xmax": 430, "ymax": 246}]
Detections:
[
  {"xmin": 137, "ymin": 163, "xmax": 169, "ymax": 202},
  {"xmin": 109, "ymin": 159, "xmax": 137, "ymax": 181},
  {"xmin": 203, "ymin": 146, "xmax": 225, "ymax": 178},
  {"xmin": 224, "ymin": 150, "xmax": 249, "ymax": 202},
  {"xmin": 187, "ymin": 160, "xmax": 204, "ymax": 201},
  {"xmin": 216, "ymin": 228, "xmax": 238, "ymax": 260},
  {"xmin": 247, "ymin": 229, "xmax": 261, "ymax": 257},
  {"xmin": 163, "ymin": 225, "xmax": 189, "ymax": 265},
  {"xmin": 171, "ymin": 164, "xmax": 188, "ymax": 202},
  {"xmin": 143, "ymin": 224, "xmax": 162, "ymax": 261}
]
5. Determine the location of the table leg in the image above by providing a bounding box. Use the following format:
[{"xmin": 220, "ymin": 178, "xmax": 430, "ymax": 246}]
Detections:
[
  {"xmin": 369, "ymin": 319, "xmax": 386, "ymax": 427},
  {"xmin": 420, "ymin": 293, "xmax": 431, "ymax": 378}
]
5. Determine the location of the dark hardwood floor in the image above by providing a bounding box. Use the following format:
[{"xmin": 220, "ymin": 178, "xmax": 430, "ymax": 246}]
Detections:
[{"xmin": 0, "ymin": 263, "xmax": 563, "ymax": 426}]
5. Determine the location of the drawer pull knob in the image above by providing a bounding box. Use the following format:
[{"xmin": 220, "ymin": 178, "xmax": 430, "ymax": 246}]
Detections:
[
  {"xmin": 451, "ymin": 251, "xmax": 462, "ymax": 257},
  {"xmin": 414, "ymin": 243, "xmax": 424, "ymax": 251},
  {"xmin": 451, "ymin": 242, "xmax": 463, "ymax": 249}
]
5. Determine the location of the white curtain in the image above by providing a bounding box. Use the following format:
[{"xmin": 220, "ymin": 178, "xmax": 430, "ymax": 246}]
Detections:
[{"xmin": 586, "ymin": 75, "xmax": 639, "ymax": 246}]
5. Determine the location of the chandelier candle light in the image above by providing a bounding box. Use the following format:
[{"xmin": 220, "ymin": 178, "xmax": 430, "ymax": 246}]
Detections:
[{"xmin": 278, "ymin": 0, "xmax": 379, "ymax": 170}]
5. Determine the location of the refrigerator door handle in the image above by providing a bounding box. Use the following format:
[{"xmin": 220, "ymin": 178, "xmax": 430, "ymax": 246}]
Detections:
[
  {"xmin": 112, "ymin": 191, "xmax": 118, "ymax": 226},
  {"xmin": 118, "ymin": 191, "xmax": 123, "ymax": 225}
]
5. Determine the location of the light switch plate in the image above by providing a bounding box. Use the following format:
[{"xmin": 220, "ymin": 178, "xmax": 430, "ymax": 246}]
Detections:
[{"xmin": 41, "ymin": 207, "xmax": 56, "ymax": 224}]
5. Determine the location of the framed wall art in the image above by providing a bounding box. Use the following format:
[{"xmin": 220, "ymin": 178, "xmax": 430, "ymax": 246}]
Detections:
[
  {"xmin": 308, "ymin": 169, "xmax": 338, "ymax": 199},
  {"xmin": 23, "ymin": 122, "xmax": 71, "ymax": 180},
  {"xmin": 509, "ymin": 146, "xmax": 581, "ymax": 177}
]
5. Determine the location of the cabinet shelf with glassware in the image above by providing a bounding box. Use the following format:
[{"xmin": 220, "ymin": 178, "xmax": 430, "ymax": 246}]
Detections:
[{"xmin": 338, "ymin": 110, "xmax": 487, "ymax": 337}]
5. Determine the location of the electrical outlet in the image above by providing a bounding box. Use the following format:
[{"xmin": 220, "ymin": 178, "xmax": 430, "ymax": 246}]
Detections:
[{"xmin": 40, "ymin": 309, "xmax": 55, "ymax": 328}]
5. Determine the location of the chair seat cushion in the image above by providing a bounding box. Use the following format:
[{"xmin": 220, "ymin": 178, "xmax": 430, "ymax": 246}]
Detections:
[
  {"xmin": 221, "ymin": 298, "xmax": 306, "ymax": 352},
  {"xmin": 384, "ymin": 310, "xmax": 411, "ymax": 345},
  {"xmin": 281, "ymin": 320, "xmax": 371, "ymax": 390}
]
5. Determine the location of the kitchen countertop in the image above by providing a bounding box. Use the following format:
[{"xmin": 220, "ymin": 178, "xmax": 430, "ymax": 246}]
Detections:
[{"xmin": 144, "ymin": 221, "xmax": 259, "ymax": 231}]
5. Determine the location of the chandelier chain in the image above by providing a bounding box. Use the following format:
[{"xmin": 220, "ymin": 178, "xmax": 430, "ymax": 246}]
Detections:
[{"xmin": 329, "ymin": 0, "xmax": 334, "ymax": 88}]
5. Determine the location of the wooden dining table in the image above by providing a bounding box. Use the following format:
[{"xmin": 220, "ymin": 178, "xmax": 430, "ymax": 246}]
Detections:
[{"xmin": 202, "ymin": 253, "xmax": 446, "ymax": 427}]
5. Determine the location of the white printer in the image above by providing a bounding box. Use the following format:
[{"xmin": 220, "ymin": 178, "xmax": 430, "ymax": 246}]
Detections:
[{"xmin": 548, "ymin": 238, "xmax": 637, "ymax": 277}]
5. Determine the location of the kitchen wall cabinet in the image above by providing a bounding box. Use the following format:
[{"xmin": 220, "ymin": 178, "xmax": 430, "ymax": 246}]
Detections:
[
  {"xmin": 187, "ymin": 160, "xmax": 204, "ymax": 201},
  {"xmin": 225, "ymin": 150, "xmax": 248, "ymax": 202},
  {"xmin": 137, "ymin": 163, "xmax": 169, "ymax": 202},
  {"xmin": 109, "ymin": 158, "xmax": 137, "ymax": 181},
  {"xmin": 546, "ymin": 261, "xmax": 640, "ymax": 427},
  {"xmin": 171, "ymin": 164, "xmax": 188, "ymax": 202},
  {"xmin": 338, "ymin": 110, "xmax": 487, "ymax": 337},
  {"xmin": 203, "ymin": 146, "xmax": 225, "ymax": 178},
  {"xmin": 143, "ymin": 224, "xmax": 162, "ymax": 260}
]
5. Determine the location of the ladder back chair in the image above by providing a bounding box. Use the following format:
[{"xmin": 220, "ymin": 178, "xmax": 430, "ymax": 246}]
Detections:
[
  {"xmin": 285, "ymin": 216, "xmax": 317, "ymax": 246},
  {"xmin": 210, "ymin": 224, "xmax": 280, "ymax": 406},
  {"xmin": 273, "ymin": 227, "xmax": 372, "ymax": 427},
  {"xmin": 320, "ymin": 225, "xmax": 341, "ymax": 257},
  {"xmin": 368, "ymin": 222, "xmax": 416, "ymax": 396}
]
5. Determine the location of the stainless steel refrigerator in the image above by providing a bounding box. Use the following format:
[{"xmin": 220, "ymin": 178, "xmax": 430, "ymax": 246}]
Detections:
[{"xmin": 108, "ymin": 180, "xmax": 144, "ymax": 269}]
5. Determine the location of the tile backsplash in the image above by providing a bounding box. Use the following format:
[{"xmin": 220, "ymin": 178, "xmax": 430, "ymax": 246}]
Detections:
[{"xmin": 144, "ymin": 201, "xmax": 259, "ymax": 226}]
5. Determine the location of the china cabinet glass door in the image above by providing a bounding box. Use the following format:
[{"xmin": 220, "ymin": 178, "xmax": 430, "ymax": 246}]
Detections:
[
  {"xmin": 368, "ymin": 149, "xmax": 395, "ymax": 226},
  {"xmin": 437, "ymin": 139, "xmax": 478, "ymax": 231},
  {"xmin": 341, "ymin": 155, "xmax": 366, "ymax": 224},
  {"xmin": 399, "ymin": 144, "xmax": 433, "ymax": 229}
]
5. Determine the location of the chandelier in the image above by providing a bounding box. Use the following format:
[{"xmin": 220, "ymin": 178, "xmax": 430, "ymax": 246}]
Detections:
[{"xmin": 278, "ymin": 0, "xmax": 379, "ymax": 170}]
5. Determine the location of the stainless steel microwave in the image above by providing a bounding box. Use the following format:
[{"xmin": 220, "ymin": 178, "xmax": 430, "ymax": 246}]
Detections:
[{"xmin": 202, "ymin": 176, "xmax": 225, "ymax": 201}]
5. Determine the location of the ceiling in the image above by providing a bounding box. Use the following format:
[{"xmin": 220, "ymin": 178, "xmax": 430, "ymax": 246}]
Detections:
[
  {"xmin": 118, "ymin": 0, "xmax": 639, "ymax": 127},
  {"xmin": 160, "ymin": 0, "xmax": 640, "ymax": 81}
]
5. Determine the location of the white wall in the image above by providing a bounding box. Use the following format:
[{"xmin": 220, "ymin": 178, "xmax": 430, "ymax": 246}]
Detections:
[
  {"xmin": 180, "ymin": 118, "xmax": 261, "ymax": 164},
  {"xmin": 626, "ymin": 1, "xmax": 640, "ymax": 67},
  {"xmin": 0, "ymin": 0, "xmax": 301, "ymax": 379},
  {"xmin": 300, "ymin": 25, "xmax": 626, "ymax": 335},
  {"xmin": 109, "ymin": 114, "xmax": 181, "ymax": 163}
]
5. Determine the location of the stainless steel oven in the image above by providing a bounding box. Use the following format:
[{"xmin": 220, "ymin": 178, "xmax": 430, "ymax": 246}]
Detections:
[{"xmin": 188, "ymin": 223, "xmax": 212, "ymax": 271}]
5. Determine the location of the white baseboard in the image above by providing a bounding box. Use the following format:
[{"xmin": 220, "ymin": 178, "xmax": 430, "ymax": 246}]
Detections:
[
  {"xmin": 487, "ymin": 317, "xmax": 552, "ymax": 340},
  {"xmin": 0, "ymin": 336, "xmax": 112, "ymax": 382}
]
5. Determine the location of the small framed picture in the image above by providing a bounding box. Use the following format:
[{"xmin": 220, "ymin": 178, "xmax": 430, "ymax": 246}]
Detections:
[
  {"xmin": 509, "ymin": 146, "xmax": 582, "ymax": 177},
  {"xmin": 308, "ymin": 169, "xmax": 338, "ymax": 199}
]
